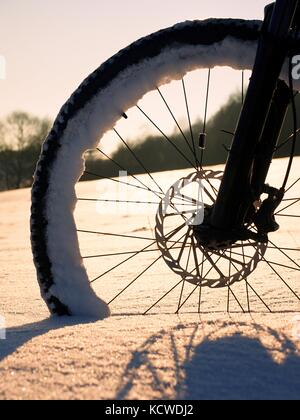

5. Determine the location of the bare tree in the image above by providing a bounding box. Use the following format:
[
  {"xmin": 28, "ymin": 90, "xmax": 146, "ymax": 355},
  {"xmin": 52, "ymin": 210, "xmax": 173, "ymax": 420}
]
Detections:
[{"xmin": 0, "ymin": 112, "xmax": 52, "ymax": 190}]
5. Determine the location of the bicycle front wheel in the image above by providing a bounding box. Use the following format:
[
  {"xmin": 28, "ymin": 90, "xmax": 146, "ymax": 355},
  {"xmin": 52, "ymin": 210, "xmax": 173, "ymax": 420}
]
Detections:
[{"xmin": 31, "ymin": 18, "xmax": 267, "ymax": 318}]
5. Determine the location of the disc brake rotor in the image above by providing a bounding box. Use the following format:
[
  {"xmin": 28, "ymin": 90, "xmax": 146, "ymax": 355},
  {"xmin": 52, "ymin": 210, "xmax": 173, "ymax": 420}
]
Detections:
[{"xmin": 155, "ymin": 170, "xmax": 268, "ymax": 288}]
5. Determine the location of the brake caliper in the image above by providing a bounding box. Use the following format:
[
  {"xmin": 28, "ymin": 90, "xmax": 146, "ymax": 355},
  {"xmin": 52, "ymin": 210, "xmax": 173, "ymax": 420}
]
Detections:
[{"xmin": 254, "ymin": 185, "xmax": 285, "ymax": 233}]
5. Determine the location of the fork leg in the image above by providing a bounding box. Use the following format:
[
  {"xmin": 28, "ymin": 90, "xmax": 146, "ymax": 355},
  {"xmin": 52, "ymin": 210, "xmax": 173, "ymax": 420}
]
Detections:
[{"xmin": 211, "ymin": 0, "xmax": 298, "ymax": 231}]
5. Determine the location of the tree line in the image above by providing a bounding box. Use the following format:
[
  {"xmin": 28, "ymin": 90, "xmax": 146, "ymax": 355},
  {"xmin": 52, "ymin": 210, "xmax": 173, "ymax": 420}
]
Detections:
[
  {"xmin": 1, "ymin": 93, "xmax": 300, "ymax": 191},
  {"xmin": 83, "ymin": 92, "xmax": 300, "ymax": 181}
]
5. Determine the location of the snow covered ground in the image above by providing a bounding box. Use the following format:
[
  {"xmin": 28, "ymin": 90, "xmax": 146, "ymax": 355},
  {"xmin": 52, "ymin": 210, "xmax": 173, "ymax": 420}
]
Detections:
[{"xmin": 0, "ymin": 159, "xmax": 300, "ymax": 400}]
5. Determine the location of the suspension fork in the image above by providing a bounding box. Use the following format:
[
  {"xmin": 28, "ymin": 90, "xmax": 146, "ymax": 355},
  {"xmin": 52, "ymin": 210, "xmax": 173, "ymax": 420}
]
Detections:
[
  {"xmin": 251, "ymin": 79, "xmax": 291, "ymax": 199},
  {"xmin": 211, "ymin": 0, "xmax": 298, "ymax": 231}
]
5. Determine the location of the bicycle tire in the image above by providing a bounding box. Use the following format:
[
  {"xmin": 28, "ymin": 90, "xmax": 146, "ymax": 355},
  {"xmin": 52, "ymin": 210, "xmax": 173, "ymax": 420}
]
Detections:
[{"xmin": 31, "ymin": 18, "xmax": 266, "ymax": 318}]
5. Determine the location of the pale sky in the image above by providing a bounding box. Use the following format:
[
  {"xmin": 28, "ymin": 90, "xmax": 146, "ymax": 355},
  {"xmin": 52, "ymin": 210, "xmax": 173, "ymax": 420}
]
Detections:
[{"xmin": 0, "ymin": 0, "xmax": 270, "ymax": 121}]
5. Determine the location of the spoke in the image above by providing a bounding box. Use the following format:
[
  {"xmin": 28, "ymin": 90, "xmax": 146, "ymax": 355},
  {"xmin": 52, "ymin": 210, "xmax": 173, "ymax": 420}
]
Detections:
[
  {"xmin": 275, "ymin": 128, "xmax": 300, "ymax": 152},
  {"xmin": 246, "ymin": 281, "xmax": 272, "ymax": 312},
  {"xmin": 144, "ymin": 278, "xmax": 184, "ymax": 315},
  {"xmin": 265, "ymin": 260, "xmax": 300, "ymax": 272},
  {"xmin": 276, "ymin": 214, "xmax": 300, "ymax": 218},
  {"xmin": 96, "ymin": 148, "xmax": 162, "ymax": 199},
  {"xmin": 84, "ymin": 170, "xmax": 163, "ymax": 197},
  {"xmin": 165, "ymin": 221, "xmax": 188, "ymax": 241},
  {"xmin": 202, "ymin": 174, "xmax": 218, "ymax": 199},
  {"xmin": 209, "ymin": 249, "xmax": 246, "ymax": 267},
  {"xmin": 177, "ymin": 281, "xmax": 186, "ymax": 314},
  {"xmin": 227, "ymin": 284, "xmax": 230, "ymax": 312},
  {"xmin": 113, "ymin": 128, "xmax": 165, "ymax": 195},
  {"xmin": 227, "ymin": 248, "xmax": 232, "ymax": 312},
  {"xmin": 177, "ymin": 243, "xmax": 193, "ymax": 312},
  {"xmin": 263, "ymin": 258, "xmax": 300, "ymax": 301},
  {"xmin": 202, "ymin": 69, "xmax": 211, "ymax": 136},
  {"xmin": 249, "ymin": 241, "xmax": 300, "ymax": 303},
  {"xmin": 176, "ymin": 249, "xmax": 220, "ymax": 313},
  {"xmin": 201, "ymin": 247, "xmax": 225, "ymax": 279},
  {"xmin": 221, "ymin": 129, "xmax": 235, "ymax": 137},
  {"xmin": 200, "ymin": 250, "xmax": 224, "ymax": 279},
  {"xmin": 276, "ymin": 198, "xmax": 300, "ymax": 214},
  {"xmin": 199, "ymin": 178, "xmax": 216, "ymax": 202},
  {"xmin": 225, "ymin": 247, "xmax": 246, "ymax": 313},
  {"xmin": 230, "ymin": 242, "xmax": 258, "ymax": 250},
  {"xmin": 251, "ymin": 225, "xmax": 300, "ymax": 269},
  {"xmin": 108, "ymin": 254, "xmax": 163, "ymax": 304},
  {"xmin": 200, "ymin": 69, "xmax": 211, "ymax": 167},
  {"xmin": 176, "ymin": 250, "xmax": 226, "ymax": 314},
  {"xmin": 245, "ymin": 280, "xmax": 251, "ymax": 313},
  {"xmin": 176, "ymin": 282, "xmax": 201, "ymax": 314},
  {"xmin": 88, "ymin": 225, "xmax": 189, "ymax": 284},
  {"xmin": 109, "ymin": 231, "xmax": 188, "ymax": 308},
  {"xmin": 149, "ymin": 245, "xmax": 211, "ymax": 315},
  {"xmin": 168, "ymin": 201, "xmax": 189, "ymax": 223},
  {"xmin": 174, "ymin": 193, "xmax": 199, "ymax": 206},
  {"xmin": 267, "ymin": 238, "xmax": 300, "ymax": 270},
  {"xmin": 267, "ymin": 246, "xmax": 300, "ymax": 252},
  {"xmin": 166, "ymin": 209, "xmax": 196, "ymax": 218},
  {"xmin": 78, "ymin": 197, "xmax": 192, "ymax": 207},
  {"xmin": 78, "ymin": 228, "xmax": 186, "ymax": 245},
  {"xmin": 225, "ymin": 248, "xmax": 252, "ymax": 260},
  {"xmin": 182, "ymin": 77, "xmax": 199, "ymax": 169},
  {"xmin": 169, "ymin": 200, "xmax": 197, "ymax": 207},
  {"xmin": 90, "ymin": 239, "xmax": 158, "ymax": 283},
  {"xmin": 241, "ymin": 241, "xmax": 251, "ymax": 312},
  {"xmin": 83, "ymin": 246, "xmax": 183, "ymax": 260},
  {"xmin": 234, "ymin": 236, "xmax": 300, "ymax": 306},
  {"xmin": 77, "ymin": 229, "xmax": 154, "ymax": 241},
  {"xmin": 78, "ymin": 198, "xmax": 161, "ymax": 205},
  {"xmin": 157, "ymin": 86, "xmax": 195, "ymax": 157},
  {"xmin": 285, "ymin": 177, "xmax": 300, "ymax": 194},
  {"xmin": 198, "ymin": 251, "xmax": 205, "ymax": 313},
  {"xmin": 136, "ymin": 104, "xmax": 197, "ymax": 170},
  {"xmin": 177, "ymin": 228, "xmax": 192, "ymax": 263},
  {"xmin": 167, "ymin": 193, "xmax": 199, "ymax": 210},
  {"xmin": 191, "ymin": 236, "xmax": 202, "ymax": 281},
  {"xmin": 190, "ymin": 236, "xmax": 204, "ymax": 313},
  {"xmin": 222, "ymin": 248, "xmax": 300, "ymax": 273},
  {"xmin": 172, "ymin": 173, "xmax": 216, "ymax": 204},
  {"xmin": 282, "ymin": 197, "xmax": 300, "ymax": 201},
  {"xmin": 229, "ymin": 251, "xmax": 272, "ymax": 312},
  {"xmin": 227, "ymin": 284, "xmax": 246, "ymax": 313}
]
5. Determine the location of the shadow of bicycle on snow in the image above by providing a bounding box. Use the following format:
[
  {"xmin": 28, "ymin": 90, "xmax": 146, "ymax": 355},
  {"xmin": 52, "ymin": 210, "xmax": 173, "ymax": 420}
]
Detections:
[{"xmin": 116, "ymin": 320, "xmax": 300, "ymax": 400}]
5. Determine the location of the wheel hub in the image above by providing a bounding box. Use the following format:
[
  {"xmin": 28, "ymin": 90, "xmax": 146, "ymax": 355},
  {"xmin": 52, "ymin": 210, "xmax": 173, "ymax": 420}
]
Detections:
[{"xmin": 192, "ymin": 205, "xmax": 268, "ymax": 251}]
